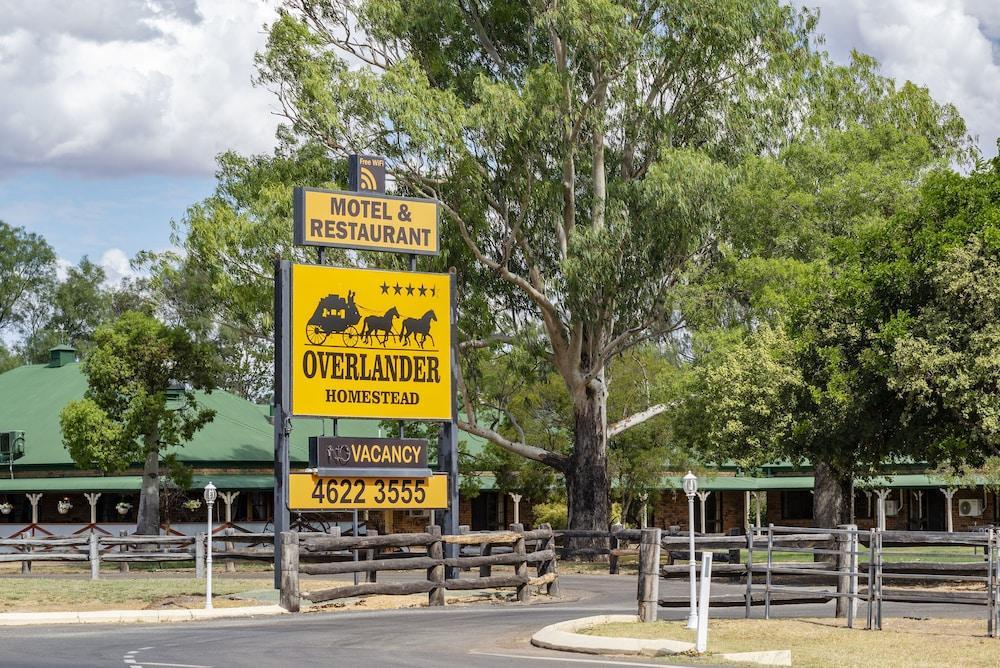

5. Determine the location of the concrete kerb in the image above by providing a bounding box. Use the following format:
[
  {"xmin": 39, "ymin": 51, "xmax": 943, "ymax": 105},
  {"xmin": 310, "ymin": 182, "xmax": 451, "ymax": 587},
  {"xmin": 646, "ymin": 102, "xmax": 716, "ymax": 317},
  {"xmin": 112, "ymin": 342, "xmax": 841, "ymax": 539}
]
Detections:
[
  {"xmin": 0, "ymin": 605, "xmax": 288, "ymax": 626},
  {"xmin": 531, "ymin": 614, "xmax": 791, "ymax": 666}
]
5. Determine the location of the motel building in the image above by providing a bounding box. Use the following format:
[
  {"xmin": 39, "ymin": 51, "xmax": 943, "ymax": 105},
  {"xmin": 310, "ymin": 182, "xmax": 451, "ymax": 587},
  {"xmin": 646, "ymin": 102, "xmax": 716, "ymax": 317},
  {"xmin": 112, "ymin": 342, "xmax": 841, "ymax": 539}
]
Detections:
[
  {"xmin": 0, "ymin": 347, "xmax": 524, "ymax": 539},
  {"xmin": 653, "ymin": 463, "xmax": 1000, "ymax": 535},
  {"xmin": 1, "ymin": 347, "xmax": 994, "ymax": 539}
]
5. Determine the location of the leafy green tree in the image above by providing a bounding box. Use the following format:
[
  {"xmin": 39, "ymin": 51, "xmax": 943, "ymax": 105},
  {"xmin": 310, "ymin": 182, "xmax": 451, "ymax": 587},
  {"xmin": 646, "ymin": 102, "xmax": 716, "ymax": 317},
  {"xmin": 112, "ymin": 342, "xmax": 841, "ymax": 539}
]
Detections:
[
  {"xmin": 255, "ymin": 0, "xmax": 830, "ymax": 531},
  {"xmin": 673, "ymin": 113, "xmax": 974, "ymax": 526},
  {"xmin": 49, "ymin": 258, "xmax": 110, "ymax": 347},
  {"xmin": 0, "ymin": 344, "xmax": 17, "ymax": 375},
  {"xmin": 144, "ymin": 138, "xmax": 340, "ymax": 401},
  {"xmin": 60, "ymin": 312, "xmax": 219, "ymax": 534},
  {"xmin": 0, "ymin": 221, "xmax": 56, "ymax": 339},
  {"xmin": 21, "ymin": 257, "xmax": 113, "ymax": 363}
]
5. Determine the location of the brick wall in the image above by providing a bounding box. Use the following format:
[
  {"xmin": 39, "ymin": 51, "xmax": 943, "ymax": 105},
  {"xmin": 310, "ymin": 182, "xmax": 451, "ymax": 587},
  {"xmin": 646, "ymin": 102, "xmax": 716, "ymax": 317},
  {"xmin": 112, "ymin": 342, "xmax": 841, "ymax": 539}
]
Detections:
[{"xmin": 651, "ymin": 490, "xmax": 747, "ymax": 534}]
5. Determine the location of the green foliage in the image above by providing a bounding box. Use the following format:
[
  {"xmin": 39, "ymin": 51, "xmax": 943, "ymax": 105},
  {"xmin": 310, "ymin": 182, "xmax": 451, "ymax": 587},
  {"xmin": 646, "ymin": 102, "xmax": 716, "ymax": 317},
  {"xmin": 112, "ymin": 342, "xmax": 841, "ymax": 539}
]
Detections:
[
  {"xmin": 144, "ymin": 138, "xmax": 341, "ymax": 400},
  {"xmin": 60, "ymin": 312, "xmax": 219, "ymax": 473},
  {"xmin": 0, "ymin": 221, "xmax": 56, "ymax": 337},
  {"xmin": 532, "ymin": 500, "xmax": 568, "ymax": 530}
]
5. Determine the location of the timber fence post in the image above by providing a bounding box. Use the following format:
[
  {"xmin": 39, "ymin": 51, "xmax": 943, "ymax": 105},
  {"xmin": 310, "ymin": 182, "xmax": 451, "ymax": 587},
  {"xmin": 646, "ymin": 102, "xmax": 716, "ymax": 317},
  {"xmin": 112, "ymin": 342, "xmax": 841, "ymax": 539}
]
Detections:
[
  {"xmin": 511, "ymin": 523, "xmax": 529, "ymax": 603},
  {"xmin": 479, "ymin": 534, "xmax": 493, "ymax": 578},
  {"xmin": 224, "ymin": 527, "xmax": 235, "ymax": 573},
  {"xmin": 89, "ymin": 533, "xmax": 100, "ymax": 580},
  {"xmin": 638, "ymin": 527, "xmax": 662, "ymax": 622},
  {"xmin": 537, "ymin": 523, "xmax": 559, "ymax": 596},
  {"xmin": 609, "ymin": 523, "xmax": 622, "ymax": 575},
  {"xmin": 365, "ymin": 529, "xmax": 379, "ymax": 583},
  {"xmin": 278, "ymin": 531, "xmax": 300, "ymax": 612},
  {"xmin": 427, "ymin": 525, "xmax": 445, "ymax": 606},
  {"xmin": 119, "ymin": 530, "xmax": 129, "ymax": 574},
  {"xmin": 195, "ymin": 532, "xmax": 205, "ymax": 579},
  {"xmin": 835, "ymin": 523, "xmax": 857, "ymax": 621},
  {"xmin": 20, "ymin": 536, "xmax": 29, "ymax": 574}
]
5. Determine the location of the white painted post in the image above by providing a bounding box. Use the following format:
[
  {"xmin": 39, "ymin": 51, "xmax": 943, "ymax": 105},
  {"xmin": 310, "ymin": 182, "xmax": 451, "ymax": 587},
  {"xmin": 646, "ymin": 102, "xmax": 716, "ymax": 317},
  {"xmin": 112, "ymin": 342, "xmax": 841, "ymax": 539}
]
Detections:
[
  {"xmin": 875, "ymin": 489, "xmax": 890, "ymax": 530},
  {"xmin": 203, "ymin": 482, "xmax": 217, "ymax": 609},
  {"xmin": 697, "ymin": 491, "xmax": 711, "ymax": 534},
  {"xmin": 941, "ymin": 488, "xmax": 956, "ymax": 533},
  {"xmin": 639, "ymin": 492, "xmax": 648, "ymax": 529},
  {"xmin": 89, "ymin": 533, "xmax": 99, "ymax": 580},
  {"xmin": 26, "ymin": 493, "xmax": 41, "ymax": 525},
  {"xmin": 687, "ymin": 496, "xmax": 698, "ymax": 628},
  {"xmin": 744, "ymin": 491, "xmax": 751, "ymax": 534},
  {"xmin": 219, "ymin": 491, "xmax": 239, "ymax": 573},
  {"xmin": 84, "ymin": 492, "xmax": 101, "ymax": 528},
  {"xmin": 753, "ymin": 492, "xmax": 763, "ymax": 536},
  {"xmin": 509, "ymin": 493, "xmax": 522, "ymax": 526},
  {"xmin": 695, "ymin": 552, "xmax": 713, "ymax": 653}
]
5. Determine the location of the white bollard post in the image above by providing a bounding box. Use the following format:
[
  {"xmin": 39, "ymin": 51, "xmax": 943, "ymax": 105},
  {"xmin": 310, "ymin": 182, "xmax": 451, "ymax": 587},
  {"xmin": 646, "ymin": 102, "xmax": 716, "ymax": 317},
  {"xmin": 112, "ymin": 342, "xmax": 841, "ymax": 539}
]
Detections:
[{"xmin": 696, "ymin": 552, "xmax": 713, "ymax": 654}]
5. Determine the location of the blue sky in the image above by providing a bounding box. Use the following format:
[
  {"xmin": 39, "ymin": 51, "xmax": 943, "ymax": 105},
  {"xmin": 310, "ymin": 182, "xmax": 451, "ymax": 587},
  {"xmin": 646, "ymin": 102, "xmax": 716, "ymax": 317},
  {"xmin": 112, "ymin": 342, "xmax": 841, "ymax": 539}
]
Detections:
[{"xmin": 1, "ymin": 0, "xmax": 998, "ymax": 280}]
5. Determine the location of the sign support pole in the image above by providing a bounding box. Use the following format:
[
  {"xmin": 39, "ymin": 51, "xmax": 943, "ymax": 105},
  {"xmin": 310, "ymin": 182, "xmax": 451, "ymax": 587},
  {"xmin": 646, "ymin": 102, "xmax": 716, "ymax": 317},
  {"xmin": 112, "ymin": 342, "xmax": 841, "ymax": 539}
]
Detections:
[
  {"xmin": 273, "ymin": 260, "xmax": 291, "ymax": 589},
  {"xmin": 441, "ymin": 269, "xmax": 460, "ymax": 579}
]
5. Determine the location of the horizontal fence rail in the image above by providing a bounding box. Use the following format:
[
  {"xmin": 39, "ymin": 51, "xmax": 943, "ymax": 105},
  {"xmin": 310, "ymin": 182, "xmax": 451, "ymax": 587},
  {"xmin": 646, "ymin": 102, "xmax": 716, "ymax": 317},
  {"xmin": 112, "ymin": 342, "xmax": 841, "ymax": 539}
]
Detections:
[
  {"xmin": 281, "ymin": 523, "xmax": 559, "ymax": 611},
  {"xmin": 641, "ymin": 523, "xmax": 1000, "ymax": 638}
]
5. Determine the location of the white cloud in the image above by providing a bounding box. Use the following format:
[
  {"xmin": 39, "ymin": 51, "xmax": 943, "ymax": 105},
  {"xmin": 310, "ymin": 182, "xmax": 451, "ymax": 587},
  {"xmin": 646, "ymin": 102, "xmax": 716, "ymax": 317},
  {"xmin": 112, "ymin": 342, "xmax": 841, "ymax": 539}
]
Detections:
[
  {"xmin": 799, "ymin": 0, "xmax": 1000, "ymax": 158},
  {"xmin": 0, "ymin": 0, "xmax": 281, "ymax": 177},
  {"xmin": 97, "ymin": 248, "xmax": 140, "ymax": 287}
]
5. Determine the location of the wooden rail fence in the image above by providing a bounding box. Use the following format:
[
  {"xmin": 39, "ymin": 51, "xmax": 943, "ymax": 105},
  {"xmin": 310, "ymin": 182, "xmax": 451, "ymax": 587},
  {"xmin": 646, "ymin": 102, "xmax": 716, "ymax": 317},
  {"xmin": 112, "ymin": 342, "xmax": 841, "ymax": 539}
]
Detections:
[
  {"xmin": 279, "ymin": 523, "xmax": 559, "ymax": 611},
  {"xmin": 636, "ymin": 524, "xmax": 1000, "ymax": 637}
]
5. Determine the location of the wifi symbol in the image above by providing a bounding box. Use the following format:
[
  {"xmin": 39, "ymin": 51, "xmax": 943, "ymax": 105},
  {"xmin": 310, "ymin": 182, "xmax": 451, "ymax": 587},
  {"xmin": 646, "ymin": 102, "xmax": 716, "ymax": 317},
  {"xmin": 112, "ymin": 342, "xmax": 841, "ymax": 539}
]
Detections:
[{"xmin": 359, "ymin": 166, "xmax": 378, "ymax": 191}]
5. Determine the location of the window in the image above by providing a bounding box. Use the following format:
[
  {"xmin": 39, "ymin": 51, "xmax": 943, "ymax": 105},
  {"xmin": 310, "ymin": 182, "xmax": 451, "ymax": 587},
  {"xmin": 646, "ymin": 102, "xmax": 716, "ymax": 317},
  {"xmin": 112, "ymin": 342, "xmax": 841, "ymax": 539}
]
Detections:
[{"xmin": 781, "ymin": 491, "xmax": 813, "ymax": 520}]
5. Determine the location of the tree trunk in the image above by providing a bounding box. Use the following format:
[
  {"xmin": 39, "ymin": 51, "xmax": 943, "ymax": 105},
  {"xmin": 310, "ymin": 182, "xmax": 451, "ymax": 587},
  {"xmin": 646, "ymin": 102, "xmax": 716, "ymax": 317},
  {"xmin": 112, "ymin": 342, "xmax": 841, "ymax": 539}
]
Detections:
[
  {"xmin": 136, "ymin": 435, "xmax": 160, "ymax": 535},
  {"xmin": 565, "ymin": 381, "xmax": 611, "ymax": 543},
  {"xmin": 813, "ymin": 461, "xmax": 851, "ymax": 529}
]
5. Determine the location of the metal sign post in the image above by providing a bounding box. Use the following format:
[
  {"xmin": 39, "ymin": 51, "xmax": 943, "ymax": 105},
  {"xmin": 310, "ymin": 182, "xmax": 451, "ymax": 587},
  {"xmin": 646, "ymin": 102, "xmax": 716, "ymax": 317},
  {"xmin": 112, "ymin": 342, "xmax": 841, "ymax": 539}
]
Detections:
[{"xmin": 277, "ymin": 155, "xmax": 461, "ymax": 591}]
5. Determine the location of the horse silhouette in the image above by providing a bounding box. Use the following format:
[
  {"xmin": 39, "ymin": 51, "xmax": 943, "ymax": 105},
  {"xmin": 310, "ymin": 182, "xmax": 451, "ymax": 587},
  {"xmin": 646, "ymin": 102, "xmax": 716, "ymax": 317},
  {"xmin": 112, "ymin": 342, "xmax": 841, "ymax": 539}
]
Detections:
[
  {"xmin": 400, "ymin": 310, "xmax": 437, "ymax": 349},
  {"xmin": 362, "ymin": 306, "xmax": 400, "ymax": 345}
]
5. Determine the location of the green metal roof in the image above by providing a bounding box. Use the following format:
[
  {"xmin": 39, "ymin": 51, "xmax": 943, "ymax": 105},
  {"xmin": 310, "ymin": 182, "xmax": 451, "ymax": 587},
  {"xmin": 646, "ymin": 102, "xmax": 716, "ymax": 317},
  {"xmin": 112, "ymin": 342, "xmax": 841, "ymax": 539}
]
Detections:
[
  {"xmin": 661, "ymin": 476, "xmax": 816, "ymax": 491},
  {"xmin": 0, "ymin": 361, "xmax": 487, "ymax": 472}
]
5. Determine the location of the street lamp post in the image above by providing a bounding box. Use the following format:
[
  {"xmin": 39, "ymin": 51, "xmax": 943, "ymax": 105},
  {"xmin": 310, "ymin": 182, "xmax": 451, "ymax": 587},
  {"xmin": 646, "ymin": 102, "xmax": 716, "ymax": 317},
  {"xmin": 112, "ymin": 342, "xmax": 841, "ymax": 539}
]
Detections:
[
  {"xmin": 204, "ymin": 482, "xmax": 217, "ymax": 610},
  {"xmin": 682, "ymin": 471, "xmax": 698, "ymax": 629}
]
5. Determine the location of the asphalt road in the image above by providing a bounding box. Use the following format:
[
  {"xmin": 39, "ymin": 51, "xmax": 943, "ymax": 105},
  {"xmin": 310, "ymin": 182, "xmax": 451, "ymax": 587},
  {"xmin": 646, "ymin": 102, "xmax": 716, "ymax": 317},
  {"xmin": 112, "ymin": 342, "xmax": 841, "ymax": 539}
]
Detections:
[{"xmin": 0, "ymin": 574, "xmax": 987, "ymax": 668}]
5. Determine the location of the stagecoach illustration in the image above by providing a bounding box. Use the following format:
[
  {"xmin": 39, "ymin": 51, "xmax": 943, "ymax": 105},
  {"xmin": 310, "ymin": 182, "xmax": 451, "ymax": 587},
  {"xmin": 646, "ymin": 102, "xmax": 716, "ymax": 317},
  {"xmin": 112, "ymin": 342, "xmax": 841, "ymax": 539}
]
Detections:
[
  {"xmin": 305, "ymin": 291, "xmax": 438, "ymax": 349},
  {"xmin": 305, "ymin": 291, "xmax": 362, "ymax": 346}
]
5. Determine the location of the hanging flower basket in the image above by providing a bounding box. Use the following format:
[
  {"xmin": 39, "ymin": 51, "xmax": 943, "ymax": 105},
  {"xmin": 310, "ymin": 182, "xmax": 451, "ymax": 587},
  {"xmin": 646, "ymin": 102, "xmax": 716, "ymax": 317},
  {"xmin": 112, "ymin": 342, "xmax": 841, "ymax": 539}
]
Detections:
[
  {"xmin": 116, "ymin": 502, "xmax": 132, "ymax": 516},
  {"xmin": 57, "ymin": 500, "xmax": 73, "ymax": 515},
  {"xmin": 0, "ymin": 503, "xmax": 12, "ymax": 515},
  {"xmin": 182, "ymin": 499, "xmax": 202, "ymax": 511}
]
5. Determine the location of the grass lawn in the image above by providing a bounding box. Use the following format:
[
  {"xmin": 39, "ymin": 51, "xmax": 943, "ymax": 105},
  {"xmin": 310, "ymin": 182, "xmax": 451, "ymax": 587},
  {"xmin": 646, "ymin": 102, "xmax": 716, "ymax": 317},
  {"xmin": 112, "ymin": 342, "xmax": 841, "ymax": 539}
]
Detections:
[{"xmin": 582, "ymin": 618, "xmax": 1000, "ymax": 668}]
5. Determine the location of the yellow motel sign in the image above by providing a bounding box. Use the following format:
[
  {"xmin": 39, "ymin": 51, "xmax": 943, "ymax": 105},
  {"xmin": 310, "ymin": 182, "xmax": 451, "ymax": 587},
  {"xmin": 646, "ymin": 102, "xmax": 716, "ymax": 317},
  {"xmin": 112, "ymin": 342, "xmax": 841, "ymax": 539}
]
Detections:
[
  {"xmin": 288, "ymin": 473, "xmax": 449, "ymax": 510},
  {"xmin": 288, "ymin": 263, "xmax": 453, "ymax": 421},
  {"xmin": 293, "ymin": 187, "xmax": 439, "ymax": 255}
]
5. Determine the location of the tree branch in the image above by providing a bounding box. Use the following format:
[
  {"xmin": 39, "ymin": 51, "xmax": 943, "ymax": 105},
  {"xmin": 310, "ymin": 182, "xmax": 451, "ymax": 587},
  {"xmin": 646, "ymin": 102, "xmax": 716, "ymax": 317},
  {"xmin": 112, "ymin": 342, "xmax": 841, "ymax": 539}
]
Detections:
[
  {"xmin": 458, "ymin": 420, "xmax": 568, "ymax": 471},
  {"xmin": 608, "ymin": 403, "xmax": 674, "ymax": 439}
]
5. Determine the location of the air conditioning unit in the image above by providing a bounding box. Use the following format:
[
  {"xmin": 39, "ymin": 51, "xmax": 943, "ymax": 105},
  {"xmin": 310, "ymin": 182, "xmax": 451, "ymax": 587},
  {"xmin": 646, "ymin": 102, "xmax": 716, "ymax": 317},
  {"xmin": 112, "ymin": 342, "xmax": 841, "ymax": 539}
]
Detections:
[
  {"xmin": 0, "ymin": 431, "xmax": 25, "ymax": 464},
  {"xmin": 884, "ymin": 499, "xmax": 900, "ymax": 516},
  {"xmin": 959, "ymin": 499, "xmax": 984, "ymax": 517},
  {"xmin": 405, "ymin": 509, "xmax": 430, "ymax": 518}
]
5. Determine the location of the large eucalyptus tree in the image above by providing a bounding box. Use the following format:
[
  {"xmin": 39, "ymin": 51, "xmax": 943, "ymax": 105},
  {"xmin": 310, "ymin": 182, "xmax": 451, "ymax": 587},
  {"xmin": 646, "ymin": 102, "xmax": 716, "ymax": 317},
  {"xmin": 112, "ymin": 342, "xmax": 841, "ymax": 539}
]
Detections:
[{"xmin": 255, "ymin": 0, "xmax": 826, "ymax": 531}]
